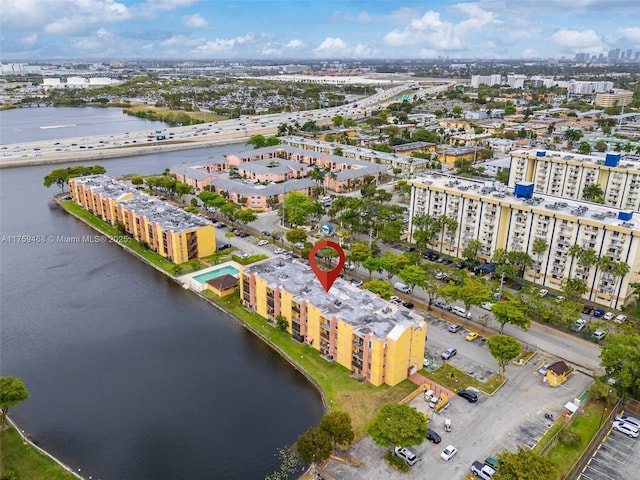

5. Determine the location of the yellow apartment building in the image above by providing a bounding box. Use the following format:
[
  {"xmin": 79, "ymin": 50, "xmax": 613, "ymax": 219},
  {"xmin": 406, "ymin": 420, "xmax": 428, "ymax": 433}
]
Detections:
[
  {"xmin": 408, "ymin": 174, "xmax": 640, "ymax": 309},
  {"xmin": 69, "ymin": 175, "xmax": 216, "ymax": 263},
  {"xmin": 241, "ymin": 257, "xmax": 426, "ymax": 386},
  {"xmin": 509, "ymin": 150, "xmax": 640, "ymax": 212}
]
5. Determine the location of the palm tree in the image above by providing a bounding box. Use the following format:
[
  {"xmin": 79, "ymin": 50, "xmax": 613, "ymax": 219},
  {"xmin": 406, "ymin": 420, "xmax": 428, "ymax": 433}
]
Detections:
[
  {"xmin": 438, "ymin": 215, "xmax": 458, "ymax": 254},
  {"xmin": 532, "ymin": 238, "xmax": 549, "ymax": 284},
  {"xmin": 594, "ymin": 256, "xmax": 612, "ymax": 302},
  {"xmin": 567, "ymin": 244, "xmax": 583, "ymax": 274},
  {"xmin": 610, "ymin": 261, "xmax": 631, "ymax": 309}
]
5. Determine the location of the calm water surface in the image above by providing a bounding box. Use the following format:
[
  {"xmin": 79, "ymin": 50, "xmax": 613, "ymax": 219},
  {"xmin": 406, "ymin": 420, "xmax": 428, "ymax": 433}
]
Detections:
[{"xmin": 0, "ymin": 108, "xmax": 323, "ymax": 480}]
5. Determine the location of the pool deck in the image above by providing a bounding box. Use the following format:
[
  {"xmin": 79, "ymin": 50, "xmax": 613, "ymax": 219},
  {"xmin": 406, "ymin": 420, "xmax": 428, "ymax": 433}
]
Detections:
[{"xmin": 179, "ymin": 261, "xmax": 243, "ymax": 292}]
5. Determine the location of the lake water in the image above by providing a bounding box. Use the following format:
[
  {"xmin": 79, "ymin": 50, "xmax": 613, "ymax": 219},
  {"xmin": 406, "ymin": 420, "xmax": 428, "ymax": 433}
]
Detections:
[{"xmin": 0, "ymin": 108, "xmax": 323, "ymax": 480}]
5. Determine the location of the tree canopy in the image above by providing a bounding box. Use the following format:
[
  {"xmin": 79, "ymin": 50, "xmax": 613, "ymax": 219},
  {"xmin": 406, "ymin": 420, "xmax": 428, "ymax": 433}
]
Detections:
[
  {"xmin": 491, "ymin": 300, "xmax": 530, "ymax": 334},
  {"xmin": 487, "ymin": 335, "xmax": 522, "ymax": 374},
  {"xmin": 284, "ymin": 192, "xmax": 322, "ymax": 227},
  {"xmin": 493, "ymin": 446, "xmax": 558, "ymax": 480},
  {"xmin": 296, "ymin": 426, "xmax": 332, "ymax": 466},
  {"xmin": 363, "ymin": 279, "xmax": 394, "ymax": 299},
  {"xmin": 43, "ymin": 165, "xmax": 106, "ymax": 192},
  {"xmin": 319, "ymin": 411, "xmax": 354, "ymax": 449},
  {"xmin": 0, "ymin": 376, "xmax": 29, "ymax": 429},
  {"xmin": 599, "ymin": 333, "xmax": 640, "ymax": 399},
  {"xmin": 367, "ymin": 403, "xmax": 427, "ymax": 449}
]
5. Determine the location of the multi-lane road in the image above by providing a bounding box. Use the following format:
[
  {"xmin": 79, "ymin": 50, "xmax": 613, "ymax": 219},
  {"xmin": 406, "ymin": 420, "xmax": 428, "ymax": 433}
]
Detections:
[{"xmin": 0, "ymin": 81, "xmax": 455, "ymax": 168}]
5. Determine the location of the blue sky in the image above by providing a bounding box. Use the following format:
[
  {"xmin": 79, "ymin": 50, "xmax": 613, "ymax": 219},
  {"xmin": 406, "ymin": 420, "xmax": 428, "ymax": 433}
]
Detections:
[{"xmin": 1, "ymin": 0, "xmax": 639, "ymax": 60}]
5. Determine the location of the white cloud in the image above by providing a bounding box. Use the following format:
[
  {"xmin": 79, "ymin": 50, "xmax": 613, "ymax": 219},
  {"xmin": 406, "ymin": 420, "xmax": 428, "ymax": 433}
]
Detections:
[
  {"xmin": 285, "ymin": 39, "xmax": 305, "ymax": 49},
  {"xmin": 19, "ymin": 34, "xmax": 39, "ymax": 47},
  {"xmin": 522, "ymin": 48, "xmax": 539, "ymax": 58},
  {"xmin": 618, "ymin": 27, "xmax": 640, "ymax": 42},
  {"xmin": 383, "ymin": 11, "xmax": 463, "ymax": 50},
  {"xmin": 196, "ymin": 32, "xmax": 255, "ymax": 54},
  {"xmin": 549, "ymin": 28, "xmax": 603, "ymax": 52},
  {"xmin": 183, "ymin": 14, "xmax": 209, "ymax": 29},
  {"xmin": 313, "ymin": 37, "xmax": 375, "ymax": 58}
]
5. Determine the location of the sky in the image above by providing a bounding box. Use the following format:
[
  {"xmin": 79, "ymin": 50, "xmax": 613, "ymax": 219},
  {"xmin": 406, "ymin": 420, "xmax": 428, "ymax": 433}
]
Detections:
[{"xmin": 1, "ymin": 0, "xmax": 640, "ymax": 61}]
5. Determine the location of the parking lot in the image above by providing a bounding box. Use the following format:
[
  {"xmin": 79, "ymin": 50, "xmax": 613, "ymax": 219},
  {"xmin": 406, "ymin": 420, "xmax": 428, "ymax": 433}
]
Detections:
[
  {"xmin": 323, "ymin": 313, "xmax": 594, "ymax": 480},
  {"xmin": 576, "ymin": 414, "xmax": 640, "ymax": 480}
]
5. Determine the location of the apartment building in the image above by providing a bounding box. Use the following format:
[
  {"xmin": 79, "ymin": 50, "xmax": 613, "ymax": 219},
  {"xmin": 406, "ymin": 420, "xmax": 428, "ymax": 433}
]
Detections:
[
  {"xmin": 241, "ymin": 257, "xmax": 426, "ymax": 386},
  {"xmin": 69, "ymin": 175, "xmax": 216, "ymax": 263},
  {"xmin": 595, "ymin": 89, "xmax": 634, "ymax": 108},
  {"xmin": 407, "ymin": 174, "xmax": 640, "ymax": 308},
  {"xmin": 509, "ymin": 150, "xmax": 640, "ymax": 212}
]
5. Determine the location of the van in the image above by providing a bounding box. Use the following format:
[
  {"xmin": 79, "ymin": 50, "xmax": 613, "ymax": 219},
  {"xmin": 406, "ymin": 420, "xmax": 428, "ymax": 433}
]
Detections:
[
  {"xmin": 452, "ymin": 306, "xmax": 471, "ymax": 318},
  {"xmin": 394, "ymin": 282, "xmax": 411, "ymax": 294}
]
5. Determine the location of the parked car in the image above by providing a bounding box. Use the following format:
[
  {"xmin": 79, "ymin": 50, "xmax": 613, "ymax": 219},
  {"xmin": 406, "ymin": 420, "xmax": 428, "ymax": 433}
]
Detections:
[
  {"xmin": 603, "ymin": 312, "xmax": 615, "ymax": 320},
  {"xmin": 257, "ymin": 240, "xmax": 269, "ymax": 246},
  {"xmin": 465, "ymin": 332, "xmax": 479, "ymax": 342},
  {"xmin": 349, "ymin": 278, "xmax": 363, "ymax": 287},
  {"xmin": 481, "ymin": 302, "xmax": 493, "ymax": 311},
  {"xmin": 435, "ymin": 300, "xmax": 451, "ymax": 310},
  {"xmin": 216, "ymin": 242, "xmax": 231, "ymax": 250},
  {"xmin": 294, "ymin": 242, "xmax": 304, "ymax": 249},
  {"xmin": 440, "ymin": 445, "xmax": 458, "ymax": 461},
  {"xmin": 427, "ymin": 429, "xmax": 442, "ymax": 444},
  {"xmin": 570, "ymin": 319, "xmax": 587, "ymax": 332},
  {"xmin": 441, "ymin": 347, "xmax": 457, "ymax": 360},
  {"xmin": 274, "ymin": 248, "xmax": 285, "ymax": 254},
  {"xmin": 458, "ymin": 389, "xmax": 478, "ymax": 403},
  {"xmin": 394, "ymin": 446, "xmax": 418, "ymax": 466},
  {"xmin": 390, "ymin": 296, "xmax": 403, "ymax": 306},
  {"xmin": 583, "ymin": 305, "xmax": 594, "ymax": 315},
  {"xmin": 539, "ymin": 289, "xmax": 549, "ymax": 297},
  {"xmin": 615, "ymin": 414, "xmax": 640, "ymax": 429},
  {"xmin": 593, "ymin": 309, "xmax": 605, "ymax": 317},
  {"xmin": 448, "ymin": 323, "xmax": 463, "ymax": 333},
  {"xmin": 592, "ymin": 330, "xmax": 607, "ymax": 341},
  {"xmin": 261, "ymin": 231, "xmax": 270, "ymax": 237},
  {"xmin": 402, "ymin": 301, "xmax": 414, "ymax": 309},
  {"xmin": 612, "ymin": 421, "xmax": 639, "ymax": 438},
  {"xmin": 614, "ymin": 314, "xmax": 627, "ymax": 324}
]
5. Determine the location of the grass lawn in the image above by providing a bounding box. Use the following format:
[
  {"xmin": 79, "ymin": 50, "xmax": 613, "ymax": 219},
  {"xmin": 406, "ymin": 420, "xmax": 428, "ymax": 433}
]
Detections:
[
  {"xmin": 62, "ymin": 201, "xmax": 176, "ymax": 274},
  {"xmin": 0, "ymin": 426, "xmax": 77, "ymax": 480},
  {"xmin": 546, "ymin": 401, "xmax": 603, "ymax": 477},
  {"xmin": 421, "ymin": 363, "xmax": 505, "ymax": 395},
  {"xmin": 205, "ymin": 292, "xmax": 416, "ymax": 440}
]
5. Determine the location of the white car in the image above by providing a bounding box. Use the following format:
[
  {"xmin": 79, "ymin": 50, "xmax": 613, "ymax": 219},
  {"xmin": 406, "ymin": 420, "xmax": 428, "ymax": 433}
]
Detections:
[
  {"xmin": 615, "ymin": 414, "xmax": 640, "ymax": 429},
  {"xmin": 274, "ymin": 248, "xmax": 285, "ymax": 254},
  {"xmin": 389, "ymin": 296, "xmax": 403, "ymax": 306},
  {"xmin": 613, "ymin": 421, "xmax": 639, "ymax": 438},
  {"xmin": 539, "ymin": 289, "xmax": 549, "ymax": 297},
  {"xmin": 481, "ymin": 302, "xmax": 493, "ymax": 311},
  {"xmin": 394, "ymin": 446, "xmax": 418, "ymax": 466},
  {"xmin": 614, "ymin": 314, "xmax": 627, "ymax": 323},
  {"xmin": 603, "ymin": 312, "xmax": 615, "ymax": 320},
  {"xmin": 440, "ymin": 445, "xmax": 458, "ymax": 461},
  {"xmin": 257, "ymin": 240, "xmax": 269, "ymax": 246},
  {"xmin": 592, "ymin": 330, "xmax": 606, "ymax": 340}
]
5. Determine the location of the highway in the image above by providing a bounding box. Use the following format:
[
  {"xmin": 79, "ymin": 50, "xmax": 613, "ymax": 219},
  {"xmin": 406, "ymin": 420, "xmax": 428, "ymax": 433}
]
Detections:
[{"xmin": 0, "ymin": 81, "xmax": 455, "ymax": 168}]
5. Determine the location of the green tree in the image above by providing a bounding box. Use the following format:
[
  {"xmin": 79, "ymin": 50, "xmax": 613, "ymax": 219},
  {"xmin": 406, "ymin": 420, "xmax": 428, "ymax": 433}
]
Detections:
[
  {"xmin": 577, "ymin": 141, "xmax": 592, "ymax": 155},
  {"xmin": 175, "ymin": 182, "xmax": 192, "ymax": 203},
  {"xmin": 531, "ymin": 237, "xmax": 549, "ymax": 284},
  {"xmin": 0, "ymin": 377, "xmax": 29, "ymax": 429},
  {"xmin": 319, "ymin": 411, "xmax": 354, "ymax": 450},
  {"xmin": 461, "ymin": 239, "xmax": 482, "ymax": 266},
  {"xmin": 491, "ymin": 300, "xmax": 530, "ymax": 334},
  {"xmin": 296, "ymin": 426, "xmax": 333, "ymax": 466},
  {"xmin": 348, "ymin": 243, "xmax": 371, "ymax": 269},
  {"xmin": 397, "ymin": 265, "xmax": 427, "ymax": 292},
  {"xmin": 367, "ymin": 403, "xmax": 427, "ymax": 450},
  {"xmin": 131, "ymin": 176, "xmax": 144, "ymax": 186},
  {"xmin": 496, "ymin": 168, "xmax": 509, "ymax": 185},
  {"xmin": 594, "ymin": 140, "xmax": 608, "ymax": 152},
  {"xmin": 493, "ymin": 446, "xmax": 558, "ymax": 480},
  {"xmin": 284, "ymin": 192, "xmax": 322, "ymax": 227},
  {"xmin": 486, "ymin": 335, "xmax": 522, "ymax": 374},
  {"xmin": 564, "ymin": 128, "xmax": 583, "ymax": 148},
  {"xmin": 233, "ymin": 209, "xmax": 258, "ymax": 226},
  {"xmin": 285, "ymin": 228, "xmax": 307, "ymax": 245},
  {"xmin": 363, "ymin": 279, "xmax": 394, "ymax": 299},
  {"xmin": 600, "ymin": 333, "xmax": 640, "ymax": 399},
  {"xmin": 379, "ymin": 252, "xmax": 409, "ymax": 281},
  {"xmin": 610, "ymin": 261, "xmax": 631, "ymax": 309},
  {"xmin": 362, "ymin": 257, "xmax": 383, "ymax": 280},
  {"xmin": 246, "ymin": 134, "xmax": 267, "ymax": 149},
  {"xmin": 582, "ymin": 183, "xmax": 605, "ymax": 203},
  {"xmin": 265, "ymin": 136, "xmax": 280, "ymax": 146}
]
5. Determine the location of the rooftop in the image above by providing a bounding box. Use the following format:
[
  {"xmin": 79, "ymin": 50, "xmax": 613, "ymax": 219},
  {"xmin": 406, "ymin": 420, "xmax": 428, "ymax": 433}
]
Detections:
[
  {"xmin": 243, "ymin": 256, "xmax": 425, "ymax": 340},
  {"xmin": 410, "ymin": 172, "xmax": 640, "ymax": 231}
]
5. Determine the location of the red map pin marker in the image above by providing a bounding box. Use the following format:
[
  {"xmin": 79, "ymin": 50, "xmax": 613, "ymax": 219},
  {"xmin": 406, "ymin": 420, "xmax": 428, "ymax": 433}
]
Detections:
[{"xmin": 308, "ymin": 240, "xmax": 346, "ymax": 292}]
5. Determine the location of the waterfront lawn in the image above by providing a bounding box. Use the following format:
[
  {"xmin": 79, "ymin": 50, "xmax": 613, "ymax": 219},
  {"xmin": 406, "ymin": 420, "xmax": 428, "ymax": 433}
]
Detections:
[
  {"xmin": 62, "ymin": 201, "xmax": 175, "ymax": 274},
  {"xmin": 0, "ymin": 426, "xmax": 77, "ymax": 480},
  {"xmin": 124, "ymin": 105, "xmax": 227, "ymax": 123},
  {"xmin": 546, "ymin": 401, "xmax": 602, "ymax": 477},
  {"xmin": 421, "ymin": 363, "xmax": 505, "ymax": 395},
  {"xmin": 207, "ymin": 292, "xmax": 416, "ymax": 439}
]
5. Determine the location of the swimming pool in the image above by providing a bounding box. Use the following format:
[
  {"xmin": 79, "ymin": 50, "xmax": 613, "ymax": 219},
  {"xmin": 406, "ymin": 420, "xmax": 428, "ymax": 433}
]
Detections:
[{"xmin": 193, "ymin": 266, "xmax": 240, "ymax": 284}]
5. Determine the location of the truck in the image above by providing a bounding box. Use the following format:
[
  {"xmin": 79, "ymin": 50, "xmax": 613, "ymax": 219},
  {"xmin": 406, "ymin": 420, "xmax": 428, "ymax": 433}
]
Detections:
[{"xmin": 471, "ymin": 460, "xmax": 496, "ymax": 479}]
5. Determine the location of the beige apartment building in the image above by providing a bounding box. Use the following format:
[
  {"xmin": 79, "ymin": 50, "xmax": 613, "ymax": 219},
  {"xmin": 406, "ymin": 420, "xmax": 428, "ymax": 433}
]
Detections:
[
  {"xmin": 408, "ymin": 174, "xmax": 640, "ymax": 309},
  {"xmin": 595, "ymin": 89, "xmax": 633, "ymax": 108},
  {"xmin": 508, "ymin": 150, "xmax": 640, "ymax": 212}
]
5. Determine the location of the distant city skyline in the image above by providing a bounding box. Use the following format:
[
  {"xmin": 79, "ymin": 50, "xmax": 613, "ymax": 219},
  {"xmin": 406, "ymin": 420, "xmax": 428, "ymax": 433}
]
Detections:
[{"xmin": 1, "ymin": 0, "xmax": 640, "ymax": 61}]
